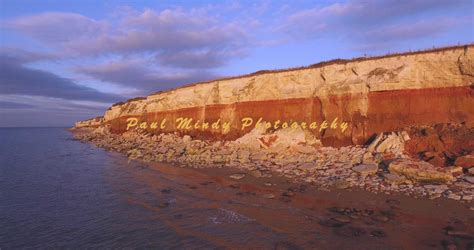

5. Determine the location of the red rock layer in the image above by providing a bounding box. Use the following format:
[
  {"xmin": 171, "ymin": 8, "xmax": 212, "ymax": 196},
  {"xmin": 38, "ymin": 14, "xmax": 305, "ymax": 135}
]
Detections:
[
  {"xmin": 108, "ymin": 86, "xmax": 473, "ymax": 146},
  {"xmin": 404, "ymin": 123, "xmax": 474, "ymax": 167}
]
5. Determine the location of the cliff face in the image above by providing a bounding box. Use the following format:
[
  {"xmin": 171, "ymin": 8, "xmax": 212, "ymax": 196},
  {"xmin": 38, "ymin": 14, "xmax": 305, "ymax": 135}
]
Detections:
[
  {"xmin": 80, "ymin": 45, "xmax": 474, "ymax": 146},
  {"xmin": 74, "ymin": 116, "xmax": 104, "ymax": 128}
]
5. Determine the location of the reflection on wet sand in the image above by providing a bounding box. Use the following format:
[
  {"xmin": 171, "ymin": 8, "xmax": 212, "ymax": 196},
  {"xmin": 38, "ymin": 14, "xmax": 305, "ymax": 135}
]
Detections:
[{"xmin": 108, "ymin": 156, "xmax": 474, "ymax": 249}]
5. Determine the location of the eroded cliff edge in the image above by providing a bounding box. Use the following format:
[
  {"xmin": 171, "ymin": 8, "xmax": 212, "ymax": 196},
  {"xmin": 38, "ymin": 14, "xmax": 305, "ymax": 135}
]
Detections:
[{"xmin": 76, "ymin": 45, "xmax": 474, "ymax": 146}]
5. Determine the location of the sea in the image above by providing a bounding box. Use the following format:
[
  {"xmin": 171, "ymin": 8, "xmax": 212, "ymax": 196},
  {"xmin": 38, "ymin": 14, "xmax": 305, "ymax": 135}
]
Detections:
[{"xmin": 0, "ymin": 128, "xmax": 294, "ymax": 248}]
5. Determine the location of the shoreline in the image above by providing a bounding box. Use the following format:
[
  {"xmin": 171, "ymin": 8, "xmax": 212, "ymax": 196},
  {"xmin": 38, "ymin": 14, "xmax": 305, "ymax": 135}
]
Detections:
[
  {"xmin": 82, "ymin": 146, "xmax": 474, "ymax": 249},
  {"xmin": 70, "ymin": 124, "xmax": 474, "ymax": 205},
  {"xmin": 69, "ymin": 125, "xmax": 474, "ymax": 248}
]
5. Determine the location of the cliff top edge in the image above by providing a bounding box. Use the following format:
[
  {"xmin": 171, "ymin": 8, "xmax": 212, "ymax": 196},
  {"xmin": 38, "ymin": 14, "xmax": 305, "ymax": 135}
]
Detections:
[{"xmin": 111, "ymin": 43, "xmax": 474, "ymax": 108}]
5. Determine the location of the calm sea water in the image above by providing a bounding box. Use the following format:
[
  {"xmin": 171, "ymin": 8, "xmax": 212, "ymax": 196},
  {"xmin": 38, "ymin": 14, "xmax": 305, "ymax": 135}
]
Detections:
[
  {"xmin": 1, "ymin": 128, "xmax": 303, "ymax": 249},
  {"xmin": 0, "ymin": 128, "xmax": 229, "ymax": 248}
]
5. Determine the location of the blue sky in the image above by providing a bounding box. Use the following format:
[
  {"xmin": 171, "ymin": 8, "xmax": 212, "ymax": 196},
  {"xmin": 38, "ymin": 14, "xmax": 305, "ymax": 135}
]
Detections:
[{"xmin": 0, "ymin": 0, "xmax": 473, "ymax": 127}]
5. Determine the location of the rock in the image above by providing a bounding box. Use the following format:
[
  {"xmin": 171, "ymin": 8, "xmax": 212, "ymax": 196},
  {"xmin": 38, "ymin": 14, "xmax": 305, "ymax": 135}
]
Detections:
[
  {"xmin": 238, "ymin": 150, "xmax": 251, "ymax": 163},
  {"xmin": 447, "ymin": 193, "xmax": 461, "ymax": 200},
  {"xmin": 428, "ymin": 193, "xmax": 441, "ymax": 200},
  {"xmin": 332, "ymin": 216, "xmax": 351, "ymax": 223},
  {"xmin": 263, "ymin": 194, "xmax": 275, "ymax": 199},
  {"xmin": 294, "ymin": 144, "xmax": 317, "ymax": 154},
  {"xmin": 319, "ymin": 218, "xmax": 348, "ymax": 228},
  {"xmin": 273, "ymin": 127, "xmax": 322, "ymax": 147},
  {"xmin": 454, "ymin": 154, "xmax": 474, "ymax": 168},
  {"xmin": 333, "ymin": 179, "xmax": 351, "ymax": 189},
  {"xmin": 446, "ymin": 230, "xmax": 474, "ymax": 239},
  {"xmin": 368, "ymin": 131, "xmax": 410, "ymax": 155},
  {"xmin": 229, "ymin": 173, "xmax": 246, "ymax": 180},
  {"xmin": 372, "ymin": 214, "xmax": 390, "ymax": 223},
  {"xmin": 424, "ymin": 184, "xmax": 448, "ymax": 193},
  {"xmin": 327, "ymin": 207, "xmax": 347, "ymax": 214},
  {"xmin": 262, "ymin": 173, "xmax": 273, "ymax": 178},
  {"xmin": 212, "ymin": 154, "xmax": 226, "ymax": 164},
  {"xmin": 421, "ymin": 151, "xmax": 446, "ymax": 167},
  {"xmin": 464, "ymin": 176, "xmax": 474, "ymax": 184},
  {"xmin": 235, "ymin": 126, "xmax": 321, "ymax": 151},
  {"xmin": 249, "ymin": 170, "xmax": 262, "ymax": 178},
  {"xmin": 454, "ymin": 181, "xmax": 472, "ymax": 188},
  {"xmin": 182, "ymin": 135, "xmax": 192, "ymax": 144},
  {"xmin": 388, "ymin": 158, "xmax": 454, "ymax": 184},
  {"xmin": 370, "ymin": 230, "xmax": 387, "ymax": 238},
  {"xmin": 462, "ymin": 195, "xmax": 472, "ymax": 201},
  {"xmin": 259, "ymin": 127, "xmax": 322, "ymax": 152},
  {"xmin": 383, "ymin": 173, "xmax": 408, "ymax": 185},
  {"xmin": 234, "ymin": 127, "xmax": 267, "ymax": 149},
  {"xmin": 362, "ymin": 158, "xmax": 378, "ymax": 165},
  {"xmin": 352, "ymin": 164, "xmax": 378, "ymax": 176},
  {"xmin": 282, "ymin": 191, "xmax": 295, "ymax": 197},
  {"xmin": 127, "ymin": 149, "xmax": 141, "ymax": 160},
  {"xmin": 469, "ymin": 168, "xmax": 474, "ymax": 175},
  {"xmin": 426, "ymin": 154, "xmax": 446, "ymax": 167},
  {"xmin": 367, "ymin": 133, "xmax": 384, "ymax": 152},
  {"xmin": 251, "ymin": 152, "xmax": 267, "ymax": 161},
  {"xmin": 445, "ymin": 166, "xmax": 463, "ymax": 176}
]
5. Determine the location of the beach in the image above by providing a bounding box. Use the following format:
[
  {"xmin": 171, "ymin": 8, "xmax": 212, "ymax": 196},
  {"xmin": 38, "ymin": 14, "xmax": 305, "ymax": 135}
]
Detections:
[{"xmin": 67, "ymin": 125, "xmax": 474, "ymax": 248}]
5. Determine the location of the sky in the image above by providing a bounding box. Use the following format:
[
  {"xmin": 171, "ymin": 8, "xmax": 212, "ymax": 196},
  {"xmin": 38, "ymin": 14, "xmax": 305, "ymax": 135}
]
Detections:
[{"xmin": 0, "ymin": 0, "xmax": 473, "ymax": 127}]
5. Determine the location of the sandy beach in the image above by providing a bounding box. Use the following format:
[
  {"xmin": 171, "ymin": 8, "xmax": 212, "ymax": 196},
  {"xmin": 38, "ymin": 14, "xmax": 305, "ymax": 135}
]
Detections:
[{"xmin": 107, "ymin": 154, "xmax": 474, "ymax": 249}]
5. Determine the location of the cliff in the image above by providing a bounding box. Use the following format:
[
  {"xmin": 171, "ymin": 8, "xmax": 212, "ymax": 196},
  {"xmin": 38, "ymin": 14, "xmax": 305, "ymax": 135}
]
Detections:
[
  {"xmin": 76, "ymin": 45, "xmax": 474, "ymax": 146},
  {"xmin": 74, "ymin": 116, "xmax": 104, "ymax": 128}
]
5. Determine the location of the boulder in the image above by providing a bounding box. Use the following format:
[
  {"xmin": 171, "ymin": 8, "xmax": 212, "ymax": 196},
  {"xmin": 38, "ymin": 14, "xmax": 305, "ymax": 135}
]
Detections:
[
  {"xmin": 352, "ymin": 164, "xmax": 379, "ymax": 176},
  {"xmin": 469, "ymin": 168, "xmax": 474, "ymax": 175},
  {"xmin": 260, "ymin": 127, "xmax": 322, "ymax": 151},
  {"xmin": 233, "ymin": 126, "xmax": 322, "ymax": 150},
  {"xmin": 249, "ymin": 170, "xmax": 262, "ymax": 178},
  {"xmin": 422, "ymin": 152, "xmax": 446, "ymax": 167},
  {"xmin": 388, "ymin": 158, "xmax": 454, "ymax": 184},
  {"xmin": 263, "ymin": 194, "xmax": 275, "ymax": 199},
  {"xmin": 454, "ymin": 154, "xmax": 474, "ymax": 169},
  {"xmin": 333, "ymin": 179, "xmax": 351, "ymax": 189},
  {"xmin": 234, "ymin": 127, "xmax": 267, "ymax": 149},
  {"xmin": 229, "ymin": 173, "xmax": 246, "ymax": 180},
  {"xmin": 445, "ymin": 166, "xmax": 463, "ymax": 176},
  {"xmin": 251, "ymin": 152, "xmax": 267, "ymax": 161},
  {"xmin": 182, "ymin": 135, "xmax": 192, "ymax": 144},
  {"xmin": 423, "ymin": 184, "xmax": 449, "ymax": 193},
  {"xmin": 367, "ymin": 131, "xmax": 410, "ymax": 155},
  {"xmin": 464, "ymin": 176, "xmax": 474, "ymax": 184}
]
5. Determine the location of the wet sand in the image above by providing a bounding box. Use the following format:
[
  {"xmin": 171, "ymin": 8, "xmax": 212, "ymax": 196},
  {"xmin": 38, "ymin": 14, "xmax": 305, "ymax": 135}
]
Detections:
[{"xmin": 119, "ymin": 156, "xmax": 474, "ymax": 250}]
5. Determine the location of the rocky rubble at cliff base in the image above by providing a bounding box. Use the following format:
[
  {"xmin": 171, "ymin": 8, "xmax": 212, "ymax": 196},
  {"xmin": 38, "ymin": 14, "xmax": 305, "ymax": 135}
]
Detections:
[{"xmin": 72, "ymin": 124, "xmax": 474, "ymax": 204}]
